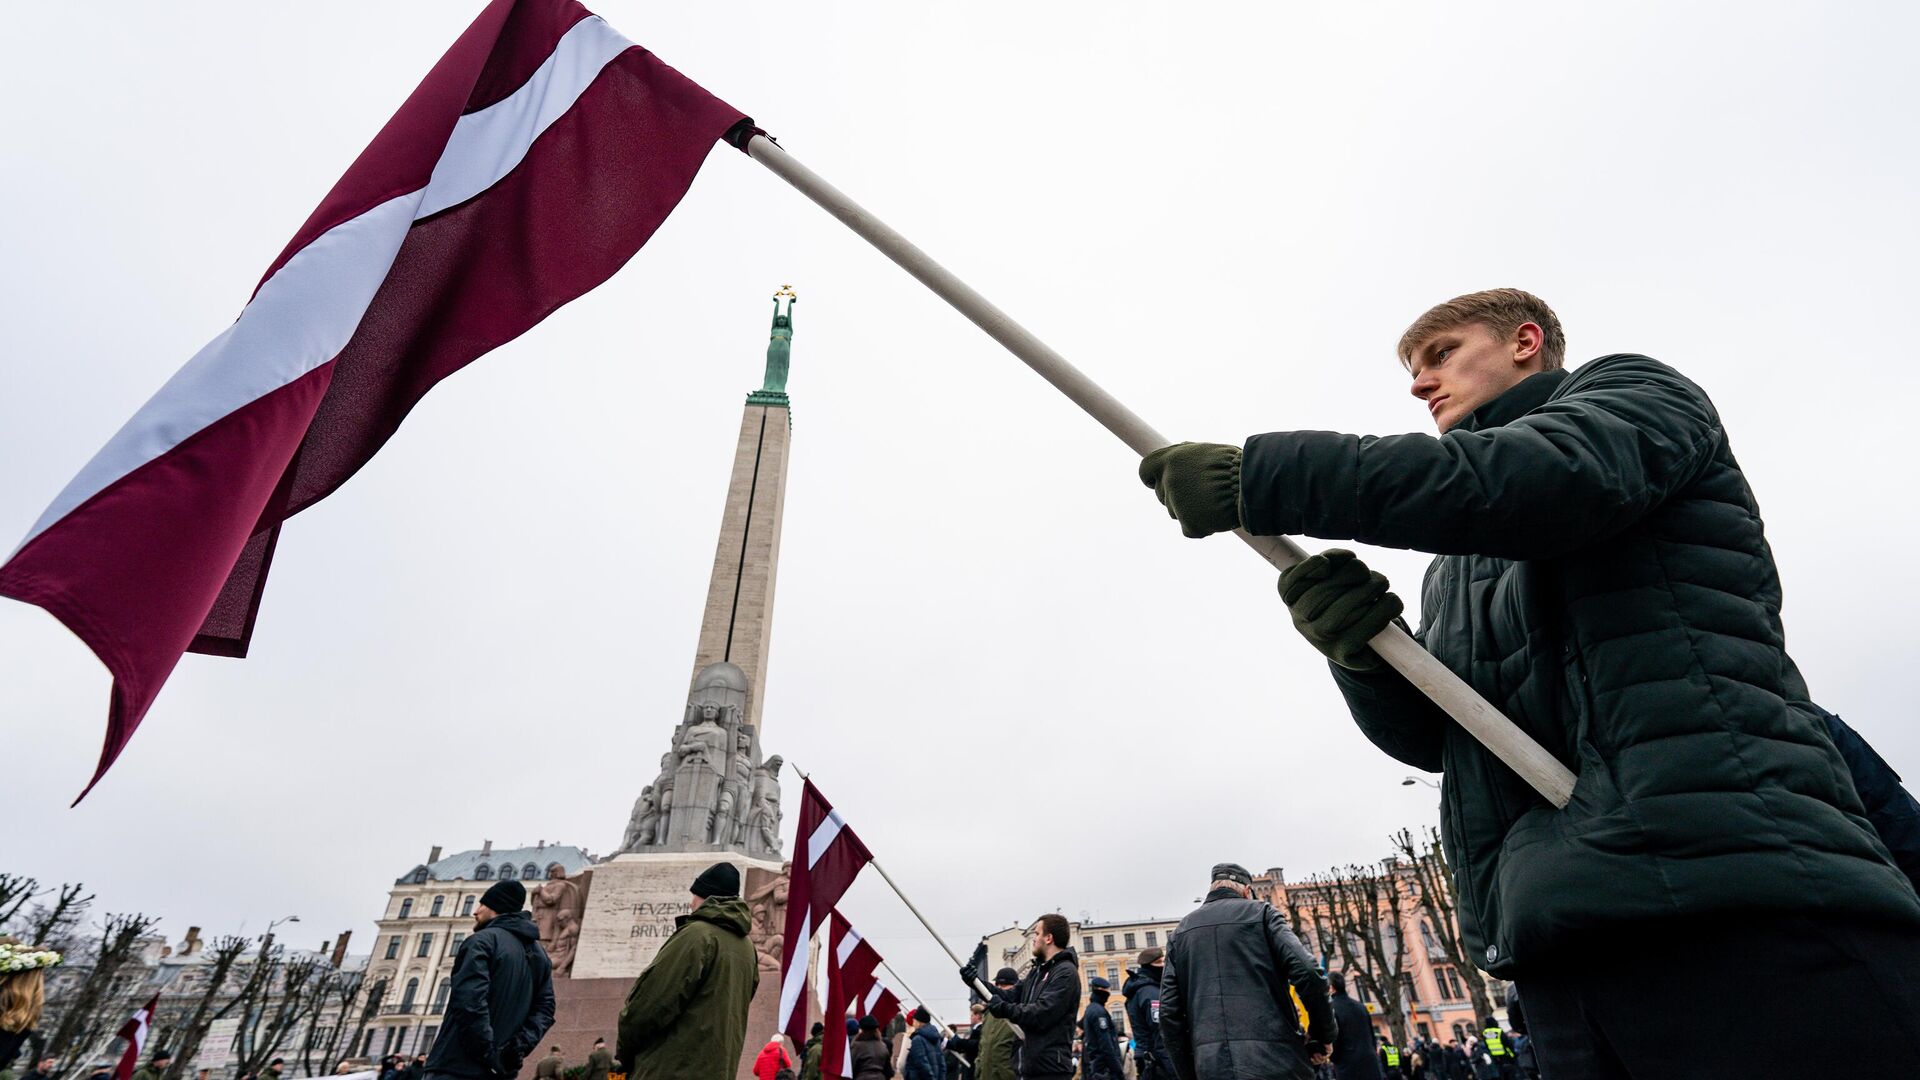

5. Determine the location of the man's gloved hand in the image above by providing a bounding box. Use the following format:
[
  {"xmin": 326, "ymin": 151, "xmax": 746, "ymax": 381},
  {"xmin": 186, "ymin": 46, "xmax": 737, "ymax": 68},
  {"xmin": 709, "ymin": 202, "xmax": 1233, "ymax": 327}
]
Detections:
[
  {"xmin": 1138, "ymin": 442, "xmax": 1243, "ymax": 539},
  {"xmin": 1277, "ymin": 548, "xmax": 1403, "ymax": 671},
  {"xmin": 959, "ymin": 941, "xmax": 987, "ymax": 989},
  {"xmin": 985, "ymin": 997, "xmax": 1013, "ymax": 1019}
]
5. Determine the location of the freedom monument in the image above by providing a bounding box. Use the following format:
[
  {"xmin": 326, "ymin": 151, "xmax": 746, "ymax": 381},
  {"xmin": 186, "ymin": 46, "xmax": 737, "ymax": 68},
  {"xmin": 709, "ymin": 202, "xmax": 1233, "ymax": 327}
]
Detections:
[{"xmin": 542, "ymin": 291, "xmax": 805, "ymax": 1074}]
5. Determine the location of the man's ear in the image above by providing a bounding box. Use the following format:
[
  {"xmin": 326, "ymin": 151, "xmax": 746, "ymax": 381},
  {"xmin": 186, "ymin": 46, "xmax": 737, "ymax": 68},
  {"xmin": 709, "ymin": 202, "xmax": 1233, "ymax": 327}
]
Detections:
[{"xmin": 1512, "ymin": 322, "xmax": 1544, "ymax": 367}]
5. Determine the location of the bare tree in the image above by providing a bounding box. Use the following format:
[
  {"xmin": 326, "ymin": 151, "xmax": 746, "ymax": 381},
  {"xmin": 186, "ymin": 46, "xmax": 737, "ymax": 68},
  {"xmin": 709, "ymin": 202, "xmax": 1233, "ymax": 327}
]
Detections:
[
  {"xmin": 313, "ymin": 970, "xmax": 366, "ymax": 1074},
  {"xmin": 1392, "ymin": 826, "xmax": 1494, "ymax": 1031},
  {"xmin": 347, "ymin": 977, "xmax": 388, "ymax": 1065},
  {"xmin": 45, "ymin": 913, "xmax": 162, "ymax": 1075},
  {"xmin": 232, "ymin": 952, "xmax": 325, "ymax": 1076},
  {"xmin": 31, "ymin": 886, "xmax": 95, "ymax": 949},
  {"xmin": 162, "ymin": 936, "xmax": 250, "ymax": 1080},
  {"xmin": 1310, "ymin": 864, "xmax": 1414, "ymax": 1048},
  {"xmin": 0, "ymin": 874, "xmax": 40, "ymax": 929}
]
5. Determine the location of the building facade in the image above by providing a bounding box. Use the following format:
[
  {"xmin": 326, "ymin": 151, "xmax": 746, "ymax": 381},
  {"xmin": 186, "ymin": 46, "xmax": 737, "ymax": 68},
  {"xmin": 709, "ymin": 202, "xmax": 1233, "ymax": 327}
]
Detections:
[
  {"xmin": 361, "ymin": 842, "xmax": 592, "ymax": 1061},
  {"xmin": 1070, "ymin": 917, "xmax": 1181, "ymax": 1036}
]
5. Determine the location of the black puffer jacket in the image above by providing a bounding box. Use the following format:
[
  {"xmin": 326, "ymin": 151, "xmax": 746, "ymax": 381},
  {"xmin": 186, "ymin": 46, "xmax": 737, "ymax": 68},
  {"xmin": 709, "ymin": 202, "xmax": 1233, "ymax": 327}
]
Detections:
[
  {"xmin": 425, "ymin": 911, "xmax": 555, "ymax": 1078},
  {"xmin": 1241, "ymin": 356, "xmax": 1920, "ymax": 976},
  {"xmin": 1160, "ymin": 889, "xmax": 1333, "ymax": 1080},
  {"xmin": 993, "ymin": 948, "xmax": 1080, "ymax": 1079}
]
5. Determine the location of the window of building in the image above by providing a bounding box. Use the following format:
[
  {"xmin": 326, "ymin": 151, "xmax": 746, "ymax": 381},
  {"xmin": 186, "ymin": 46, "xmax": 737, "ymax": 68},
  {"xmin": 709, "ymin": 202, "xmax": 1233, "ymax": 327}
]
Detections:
[
  {"xmin": 412, "ymin": 868, "xmax": 429, "ymax": 885},
  {"xmin": 398, "ymin": 898, "xmax": 413, "ymax": 919},
  {"xmin": 430, "ymin": 896, "xmax": 444, "ymax": 917},
  {"xmin": 1406, "ymin": 977, "xmax": 1420, "ymax": 1003},
  {"xmin": 417, "ymin": 933, "xmax": 434, "ymax": 958},
  {"xmin": 400, "ymin": 978, "xmax": 419, "ymax": 1010},
  {"xmin": 432, "ymin": 980, "xmax": 451, "ymax": 1015},
  {"xmin": 1106, "ymin": 965, "xmax": 1118, "ymax": 982},
  {"xmin": 460, "ymin": 895, "xmax": 475, "ymax": 916},
  {"xmin": 1123, "ymin": 933, "xmax": 1136, "ymax": 950},
  {"xmin": 523, "ymin": 863, "xmax": 539, "ymax": 880},
  {"xmin": 385, "ymin": 937, "xmax": 401, "ymax": 960},
  {"xmin": 499, "ymin": 864, "xmax": 517, "ymax": 881},
  {"xmin": 421, "ymin": 1028, "xmax": 438, "ymax": 1054},
  {"xmin": 1083, "ymin": 937, "xmax": 1095, "ymax": 954},
  {"xmin": 1145, "ymin": 931, "xmax": 1158, "ymax": 948},
  {"xmin": 1102, "ymin": 934, "xmax": 1114, "ymax": 952},
  {"xmin": 450, "ymin": 933, "xmax": 466, "ymax": 951},
  {"xmin": 475, "ymin": 864, "xmax": 493, "ymax": 881}
]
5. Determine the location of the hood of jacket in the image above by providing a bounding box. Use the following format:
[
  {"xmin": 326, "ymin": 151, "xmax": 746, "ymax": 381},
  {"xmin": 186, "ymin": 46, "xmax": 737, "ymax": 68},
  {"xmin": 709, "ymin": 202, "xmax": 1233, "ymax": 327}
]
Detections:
[
  {"xmin": 910, "ymin": 1024, "xmax": 942, "ymax": 1046},
  {"xmin": 486, "ymin": 909, "xmax": 541, "ymax": 943},
  {"xmin": 1121, "ymin": 969, "xmax": 1157, "ymax": 998},
  {"xmin": 683, "ymin": 896, "xmax": 753, "ymax": 936}
]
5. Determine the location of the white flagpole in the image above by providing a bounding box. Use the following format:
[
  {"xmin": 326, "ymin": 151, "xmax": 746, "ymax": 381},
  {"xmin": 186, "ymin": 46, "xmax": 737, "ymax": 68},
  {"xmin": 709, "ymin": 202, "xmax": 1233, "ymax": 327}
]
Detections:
[{"xmin": 744, "ymin": 134, "xmax": 1576, "ymax": 809}]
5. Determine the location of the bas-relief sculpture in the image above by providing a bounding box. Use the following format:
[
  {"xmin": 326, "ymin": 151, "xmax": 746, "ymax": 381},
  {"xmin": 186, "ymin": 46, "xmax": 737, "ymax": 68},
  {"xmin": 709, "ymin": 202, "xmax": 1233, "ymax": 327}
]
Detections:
[
  {"xmin": 532, "ymin": 862, "xmax": 591, "ymax": 977},
  {"xmin": 615, "ymin": 661, "xmax": 784, "ymax": 859},
  {"xmin": 744, "ymin": 863, "xmax": 791, "ymax": 977}
]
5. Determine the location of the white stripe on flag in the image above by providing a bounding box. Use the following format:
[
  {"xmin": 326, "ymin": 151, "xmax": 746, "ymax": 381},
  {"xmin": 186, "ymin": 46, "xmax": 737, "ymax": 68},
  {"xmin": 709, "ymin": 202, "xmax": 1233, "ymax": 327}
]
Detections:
[
  {"xmin": 776, "ymin": 909, "xmax": 811, "ymax": 1031},
  {"xmin": 806, "ymin": 809, "xmax": 847, "ymax": 870},
  {"xmin": 835, "ymin": 923, "xmax": 863, "ymax": 966},
  {"xmin": 20, "ymin": 16, "xmax": 635, "ymax": 550}
]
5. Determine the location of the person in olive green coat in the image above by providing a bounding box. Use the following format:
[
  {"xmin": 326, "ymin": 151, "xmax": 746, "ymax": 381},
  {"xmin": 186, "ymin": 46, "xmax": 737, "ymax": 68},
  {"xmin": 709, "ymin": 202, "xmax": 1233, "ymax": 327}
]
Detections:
[
  {"xmin": 616, "ymin": 862, "xmax": 759, "ymax": 1080},
  {"xmin": 129, "ymin": 1051, "xmax": 171, "ymax": 1080},
  {"xmin": 797, "ymin": 1024, "xmax": 823, "ymax": 1080},
  {"xmin": 583, "ymin": 1038, "xmax": 613, "ymax": 1080},
  {"xmin": 1141, "ymin": 287, "xmax": 1920, "ymax": 1076}
]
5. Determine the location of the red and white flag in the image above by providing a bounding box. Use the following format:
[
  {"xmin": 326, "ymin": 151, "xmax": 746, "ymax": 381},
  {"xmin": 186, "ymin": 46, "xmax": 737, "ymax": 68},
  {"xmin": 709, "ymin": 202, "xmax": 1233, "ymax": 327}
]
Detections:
[
  {"xmin": 112, "ymin": 994, "xmax": 161, "ymax": 1080},
  {"xmin": 0, "ymin": 0, "xmax": 750, "ymax": 797},
  {"xmin": 778, "ymin": 779, "xmax": 875, "ymax": 1051},
  {"xmin": 821, "ymin": 911, "xmax": 884, "ymax": 1079}
]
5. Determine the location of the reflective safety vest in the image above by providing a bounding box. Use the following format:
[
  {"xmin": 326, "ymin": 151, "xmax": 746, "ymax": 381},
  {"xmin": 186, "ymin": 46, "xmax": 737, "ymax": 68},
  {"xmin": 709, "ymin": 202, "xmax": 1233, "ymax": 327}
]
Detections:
[
  {"xmin": 1483, "ymin": 1028, "xmax": 1508, "ymax": 1057},
  {"xmin": 1382, "ymin": 1044, "xmax": 1401, "ymax": 1066}
]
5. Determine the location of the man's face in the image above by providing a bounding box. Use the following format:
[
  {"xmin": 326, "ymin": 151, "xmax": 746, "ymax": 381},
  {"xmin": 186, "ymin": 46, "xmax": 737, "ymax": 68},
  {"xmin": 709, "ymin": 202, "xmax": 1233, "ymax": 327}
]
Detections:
[
  {"xmin": 473, "ymin": 903, "xmax": 496, "ymax": 929},
  {"xmin": 1028, "ymin": 923, "xmax": 1055, "ymax": 960},
  {"xmin": 689, "ymin": 892, "xmax": 706, "ymax": 912},
  {"xmin": 1407, "ymin": 321, "xmax": 1543, "ymax": 433},
  {"xmin": 38, "ymin": 1058, "xmax": 56, "ymax": 1072}
]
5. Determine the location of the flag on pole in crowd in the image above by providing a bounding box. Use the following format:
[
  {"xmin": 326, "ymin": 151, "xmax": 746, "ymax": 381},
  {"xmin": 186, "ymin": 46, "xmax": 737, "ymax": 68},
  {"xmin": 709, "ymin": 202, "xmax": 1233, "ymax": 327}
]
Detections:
[
  {"xmin": 778, "ymin": 779, "xmax": 876, "ymax": 1052},
  {"xmin": 111, "ymin": 994, "xmax": 160, "ymax": 1080},
  {"xmin": 0, "ymin": 0, "xmax": 752, "ymax": 799},
  {"xmin": 821, "ymin": 911, "xmax": 884, "ymax": 1079}
]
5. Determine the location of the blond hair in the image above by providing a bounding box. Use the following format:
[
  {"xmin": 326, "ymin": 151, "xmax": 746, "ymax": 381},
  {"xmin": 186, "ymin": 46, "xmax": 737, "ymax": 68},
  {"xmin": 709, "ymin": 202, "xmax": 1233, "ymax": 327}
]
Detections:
[
  {"xmin": 1, "ymin": 968, "xmax": 48, "ymax": 1034},
  {"xmin": 1397, "ymin": 288, "xmax": 1566, "ymax": 371}
]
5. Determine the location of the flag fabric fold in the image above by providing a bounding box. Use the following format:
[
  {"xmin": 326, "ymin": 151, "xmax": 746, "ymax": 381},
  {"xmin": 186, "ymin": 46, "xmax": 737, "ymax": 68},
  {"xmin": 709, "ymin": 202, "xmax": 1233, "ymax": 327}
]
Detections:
[
  {"xmin": 778, "ymin": 779, "xmax": 876, "ymax": 1052},
  {"xmin": 111, "ymin": 994, "xmax": 160, "ymax": 1080},
  {"xmin": 0, "ymin": 0, "xmax": 748, "ymax": 796},
  {"xmin": 821, "ymin": 911, "xmax": 885, "ymax": 1079}
]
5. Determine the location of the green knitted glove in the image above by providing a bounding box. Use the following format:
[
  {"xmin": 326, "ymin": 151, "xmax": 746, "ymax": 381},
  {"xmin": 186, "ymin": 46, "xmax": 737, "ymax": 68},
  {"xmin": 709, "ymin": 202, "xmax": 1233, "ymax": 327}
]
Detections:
[
  {"xmin": 1138, "ymin": 442, "xmax": 1243, "ymax": 539},
  {"xmin": 1277, "ymin": 548, "xmax": 1404, "ymax": 671}
]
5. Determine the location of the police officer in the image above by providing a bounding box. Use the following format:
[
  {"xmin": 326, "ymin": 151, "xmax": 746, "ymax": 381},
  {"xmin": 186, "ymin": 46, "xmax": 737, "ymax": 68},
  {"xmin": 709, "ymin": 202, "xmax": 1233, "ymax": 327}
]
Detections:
[
  {"xmin": 1481, "ymin": 1026, "xmax": 1516, "ymax": 1080},
  {"xmin": 1377, "ymin": 1036, "xmax": 1404, "ymax": 1080},
  {"xmin": 1121, "ymin": 950, "xmax": 1175, "ymax": 1080},
  {"xmin": 1079, "ymin": 977, "xmax": 1125, "ymax": 1080}
]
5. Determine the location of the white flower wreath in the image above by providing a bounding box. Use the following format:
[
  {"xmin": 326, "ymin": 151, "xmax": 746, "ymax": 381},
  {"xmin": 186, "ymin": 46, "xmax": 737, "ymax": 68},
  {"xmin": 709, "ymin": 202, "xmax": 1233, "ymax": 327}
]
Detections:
[{"xmin": 0, "ymin": 942, "xmax": 63, "ymax": 973}]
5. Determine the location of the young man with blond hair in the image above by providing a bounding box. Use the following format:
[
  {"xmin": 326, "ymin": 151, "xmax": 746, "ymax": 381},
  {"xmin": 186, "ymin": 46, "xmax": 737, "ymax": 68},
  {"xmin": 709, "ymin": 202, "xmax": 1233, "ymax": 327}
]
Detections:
[{"xmin": 1139, "ymin": 288, "xmax": 1920, "ymax": 1077}]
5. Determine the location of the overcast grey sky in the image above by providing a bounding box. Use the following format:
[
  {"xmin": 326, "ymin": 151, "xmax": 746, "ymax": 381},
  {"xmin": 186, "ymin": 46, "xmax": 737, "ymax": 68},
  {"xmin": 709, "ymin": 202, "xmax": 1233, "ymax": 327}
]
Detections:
[{"xmin": 4, "ymin": 0, "xmax": 1917, "ymax": 1019}]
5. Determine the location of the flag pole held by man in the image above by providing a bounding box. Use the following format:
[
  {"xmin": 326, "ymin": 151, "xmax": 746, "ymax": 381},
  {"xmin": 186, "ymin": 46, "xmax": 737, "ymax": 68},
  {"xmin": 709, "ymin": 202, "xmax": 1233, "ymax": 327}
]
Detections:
[{"xmin": 1139, "ymin": 287, "xmax": 1920, "ymax": 1075}]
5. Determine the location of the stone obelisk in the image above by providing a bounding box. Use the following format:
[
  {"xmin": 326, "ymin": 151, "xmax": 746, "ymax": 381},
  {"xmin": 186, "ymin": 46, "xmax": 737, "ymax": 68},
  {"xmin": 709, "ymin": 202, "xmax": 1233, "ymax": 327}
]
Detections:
[{"xmin": 568, "ymin": 291, "xmax": 798, "ymax": 988}]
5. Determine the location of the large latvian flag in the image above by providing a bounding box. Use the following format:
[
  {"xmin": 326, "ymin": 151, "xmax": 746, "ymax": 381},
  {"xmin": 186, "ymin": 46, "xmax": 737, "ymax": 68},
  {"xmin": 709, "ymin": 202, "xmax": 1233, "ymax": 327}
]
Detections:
[
  {"xmin": 821, "ymin": 911, "xmax": 883, "ymax": 1079},
  {"xmin": 0, "ymin": 0, "xmax": 749, "ymax": 797},
  {"xmin": 779, "ymin": 780, "xmax": 875, "ymax": 1052},
  {"xmin": 111, "ymin": 994, "xmax": 160, "ymax": 1080}
]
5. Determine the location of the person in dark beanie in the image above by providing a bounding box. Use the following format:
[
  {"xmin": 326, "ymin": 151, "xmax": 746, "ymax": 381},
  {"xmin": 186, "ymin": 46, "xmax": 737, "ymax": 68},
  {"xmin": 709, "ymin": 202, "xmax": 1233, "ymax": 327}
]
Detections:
[
  {"xmin": 981, "ymin": 915, "xmax": 1079, "ymax": 1080},
  {"xmin": 799, "ymin": 1022, "xmax": 825, "ymax": 1080},
  {"xmin": 616, "ymin": 861, "xmax": 758, "ymax": 1080},
  {"xmin": 1325, "ymin": 973, "xmax": 1380, "ymax": 1080},
  {"xmin": 583, "ymin": 1039, "xmax": 612, "ymax": 1080},
  {"xmin": 849, "ymin": 1016, "xmax": 891, "ymax": 1080},
  {"xmin": 424, "ymin": 878, "xmax": 554, "ymax": 1080},
  {"xmin": 1122, "ymin": 950, "xmax": 1175, "ymax": 1080},
  {"xmin": 902, "ymin": 1007, "xmax": 945, "ymax": 1080},
  {"xmin": 1162, "ymin": 863, "xmax": 1333, "ymax": 1080},
  {"xmin": 130, "ymin": 1052, "xmax": 171, "ymax": 1080}
]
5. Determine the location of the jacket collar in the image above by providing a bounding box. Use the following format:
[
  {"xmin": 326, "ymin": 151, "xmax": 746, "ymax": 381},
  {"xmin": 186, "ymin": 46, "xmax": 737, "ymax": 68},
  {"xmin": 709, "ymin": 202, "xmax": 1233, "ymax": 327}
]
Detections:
[
  {"xmin": 1453, "ymin": 368, "xmax": 1569, "ymax": 433},
  {"xmin": 1204, "ymin": 885, "xmax": 1241, "ymax": 903}
]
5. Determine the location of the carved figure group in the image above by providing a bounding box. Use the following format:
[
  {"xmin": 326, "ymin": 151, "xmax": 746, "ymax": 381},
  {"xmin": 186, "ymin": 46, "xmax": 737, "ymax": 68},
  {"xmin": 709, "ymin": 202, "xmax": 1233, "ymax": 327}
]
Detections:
[{"xmin": 615, "ymin": 662, "xmax": 783, "ymax": 857}]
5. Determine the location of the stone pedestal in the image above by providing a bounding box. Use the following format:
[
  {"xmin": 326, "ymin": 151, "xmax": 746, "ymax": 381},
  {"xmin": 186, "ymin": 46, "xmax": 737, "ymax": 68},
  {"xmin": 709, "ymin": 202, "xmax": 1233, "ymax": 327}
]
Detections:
[{"xmin": 570, "ymin": 851, "xmax": 783, "ymax": 979}]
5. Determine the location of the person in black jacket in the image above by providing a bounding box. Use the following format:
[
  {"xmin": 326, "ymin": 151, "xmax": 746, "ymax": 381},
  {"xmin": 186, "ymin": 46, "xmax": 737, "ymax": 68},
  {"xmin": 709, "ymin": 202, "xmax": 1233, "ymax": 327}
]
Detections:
[
  {"xmin": 1325, "ymin": 973, "xmax": 1380, "ymax": 1080},
  {"xmin": 423, "ymin": 879, "xmax": 555, "ymax": 1080},
  {"xmin": 1078, "ymin": 978, "xmax": 1123, "ymax": 1080},
  {"xmin": 1822, "ymin": 708, "xmax": 1920, "ymax": 891},
  {"xmin": 982, "ymin": 914, "xmax": 1079, "ymax": 1080},
  {"xmin": 1121, "ymin": 950, "xmax": 1175, "ymax": 1080},
  {"xmin": 1160, "ymin": 863, "xmax": 1333, "ymax": 1080},
  {"xmin": 1139, "ymin": 288, "xmax": 1920, "ymax": 1077}
]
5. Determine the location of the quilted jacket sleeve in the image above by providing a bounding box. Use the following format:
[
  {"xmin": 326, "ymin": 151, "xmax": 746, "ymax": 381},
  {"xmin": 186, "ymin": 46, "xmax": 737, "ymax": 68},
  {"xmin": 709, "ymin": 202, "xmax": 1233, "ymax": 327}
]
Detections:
[{"xmin": 1240, "ymin": 356, "xmax": 1720, "ymax": 560}]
